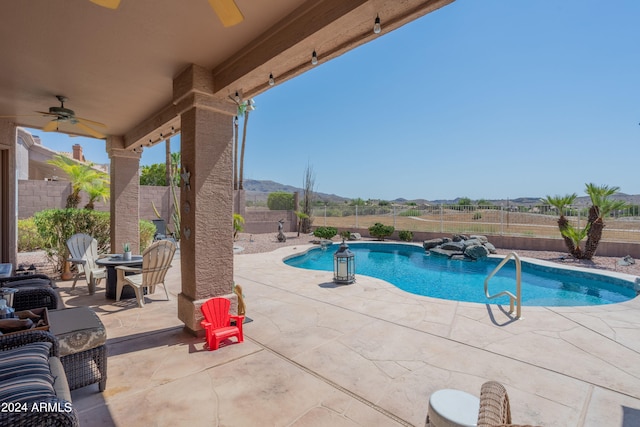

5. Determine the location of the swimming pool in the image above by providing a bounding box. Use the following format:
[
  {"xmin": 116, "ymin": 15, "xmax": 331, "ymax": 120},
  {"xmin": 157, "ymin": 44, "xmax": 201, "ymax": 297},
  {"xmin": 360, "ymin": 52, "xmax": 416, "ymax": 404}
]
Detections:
[{"xmin": 284, "ymin": 242, "xmax": 638, "ymax": 306}]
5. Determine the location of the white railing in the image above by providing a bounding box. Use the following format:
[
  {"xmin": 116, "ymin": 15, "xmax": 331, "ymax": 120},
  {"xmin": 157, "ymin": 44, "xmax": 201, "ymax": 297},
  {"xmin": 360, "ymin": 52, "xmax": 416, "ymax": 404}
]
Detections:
[{"xmin": 484, "ymin": 252, "xmax": 522, "ymax": 319}]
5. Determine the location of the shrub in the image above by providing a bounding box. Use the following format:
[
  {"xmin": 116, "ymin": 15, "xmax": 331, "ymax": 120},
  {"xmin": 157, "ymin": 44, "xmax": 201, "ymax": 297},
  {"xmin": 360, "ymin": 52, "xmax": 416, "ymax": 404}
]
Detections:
[
  {"xmin": 339, "ymin": 230, "xmax": 351, "ymax": 240},
  {"xmin": 368, "ymin": 222, "xmax": 394, "ymax": 241},
  {"xmin": 34, "ymin": 209, "xmax": 111, "ymax": 272},
  {"xmin": 398, "ymin": 230, "xmax": 413, "ymax": 242},
  {"xmin": 139, "ymin": 219, "xmax": 156, "ymax": 252},
  {"xmin": 32, "ymin": 209, "xmax": 156, "ymax": 272},
  {"xmin": 313, "ymin": 226, "xmax": 337, "ymax": 240},
  {"xmin": 267, "ymin": 192, "xmax": 294, "ymax": 210},
  {"xmin": 472, "ymin": 212, "xmax": 483, "ymax": 220},
  {"xmin": 18, "ymin": 218, "xmax": 46, "ymax": 252}
]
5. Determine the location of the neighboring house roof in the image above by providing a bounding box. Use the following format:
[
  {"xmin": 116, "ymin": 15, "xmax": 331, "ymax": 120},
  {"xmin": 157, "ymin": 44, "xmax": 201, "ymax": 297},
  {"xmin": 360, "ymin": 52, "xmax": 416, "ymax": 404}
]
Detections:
[{"xmin": 17, "ymin": 127, "xmax": 108, "ymax": 181}]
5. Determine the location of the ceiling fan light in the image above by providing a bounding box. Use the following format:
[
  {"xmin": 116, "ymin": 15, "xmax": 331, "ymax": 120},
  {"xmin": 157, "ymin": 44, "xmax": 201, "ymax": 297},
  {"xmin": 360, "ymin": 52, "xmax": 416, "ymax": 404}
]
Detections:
[
  {"xmin": 208, "ymin": 0, "xmax": 244, "ymax": 27},
  {"xmin": 90, "ymin": 0, "xmax": 121, "ymax": 9}
]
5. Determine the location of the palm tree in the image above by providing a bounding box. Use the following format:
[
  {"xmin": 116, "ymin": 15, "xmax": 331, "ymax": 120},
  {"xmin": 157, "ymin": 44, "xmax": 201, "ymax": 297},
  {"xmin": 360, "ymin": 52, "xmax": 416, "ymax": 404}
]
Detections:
[
  {"xmin": 84, "ymin": 178, "xmax": 110, "ymax": 210},
  {"xmin": 583, "ymin": 183, "xmax": 627, "ymax": 259},
  {"xmin": 47, "ymin": 155, "xmax": 103, "ymax": 208},
  {"xmin": 560, "ymin": 223, "xmax": 590, "ymax": 259},
  {"xmin": 237, "ymin": 99, "xmax": 255, "ymax": 190},
  {"xmin": 541, "ymin": 193, "xmax": 578, "ymax": 256}
]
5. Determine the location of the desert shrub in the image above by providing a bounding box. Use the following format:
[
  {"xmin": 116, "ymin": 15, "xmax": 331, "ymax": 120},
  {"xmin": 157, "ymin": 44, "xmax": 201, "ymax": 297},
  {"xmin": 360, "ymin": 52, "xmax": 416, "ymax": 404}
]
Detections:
[
  {"xmin": 267, "ymin": 192, "xmax": 294, "ymax": 210},
  {"xmin": 139, "ymin": 219, "xmax": 156, "ymax": 252},
  {"xmin": 472, "ymin": 212, "xmax": 483, "ymax": 220},
  {"xmin": 339, "ymin": 230, "xmax": 351, "ymax": 240},
  {"xmin": 398, "ymin": 230, "xmax": 413, "ymax": 242},
  {"xmin": 313, "ymin": 226, "xmax": 337, "ymax": 240},
  {"xmin": 18, "ymin": 218, "xmax": 46, "ymax": 251},
  {"xmin": 369, "ymin": 223, "xmax": 394, "ymax": 241},
  {"xmin": 34, "ymin": 209, "xmax": 111, "ymax": 272}
]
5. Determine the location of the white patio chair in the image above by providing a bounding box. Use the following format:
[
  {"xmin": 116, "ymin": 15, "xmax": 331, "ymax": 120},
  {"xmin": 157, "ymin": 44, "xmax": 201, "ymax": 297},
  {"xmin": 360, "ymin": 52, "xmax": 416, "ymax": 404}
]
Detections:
[
  {"xmin": 66, "ymin": 233, "xmax": 106, "ymax": 295},
  {"xmin": 115, "ymin": 240, "xmax": 176, "ymax": 308}
]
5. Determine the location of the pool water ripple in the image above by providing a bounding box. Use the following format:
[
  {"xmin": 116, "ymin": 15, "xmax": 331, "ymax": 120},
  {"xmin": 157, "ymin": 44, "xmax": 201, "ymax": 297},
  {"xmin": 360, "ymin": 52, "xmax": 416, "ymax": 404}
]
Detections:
[{"xmin": 284, "ymin": 243, "xmax": 637, "ymax": 306}]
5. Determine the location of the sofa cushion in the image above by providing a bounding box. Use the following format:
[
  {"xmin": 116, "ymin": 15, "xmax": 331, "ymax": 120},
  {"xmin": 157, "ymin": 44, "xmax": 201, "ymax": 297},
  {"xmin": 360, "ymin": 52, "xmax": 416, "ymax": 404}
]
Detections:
[
  {"xmin": 49, "ymin": 356, "xmax": 72, "ymax": 402},
  {"xmin": 0, "ymin": 375, "xmax": 56, "ymax": 403},
  {"xmin": 0, "ymin": 341, "xmax": 57, "ymax": 403},
  {"xmin": 0, "ymin": 342, "xmax": 54, "ymax": 385}
]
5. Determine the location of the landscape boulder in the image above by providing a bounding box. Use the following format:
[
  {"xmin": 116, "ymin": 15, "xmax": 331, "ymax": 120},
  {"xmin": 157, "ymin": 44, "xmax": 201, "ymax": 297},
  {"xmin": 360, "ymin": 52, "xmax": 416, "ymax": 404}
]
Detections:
[
  {"xmin": 423, "ymin": 234, "xmax": 494, "ymax": 261},
  {"xmin": 349, "ymin": 233, "xmax": 362, "ymax": 241}
]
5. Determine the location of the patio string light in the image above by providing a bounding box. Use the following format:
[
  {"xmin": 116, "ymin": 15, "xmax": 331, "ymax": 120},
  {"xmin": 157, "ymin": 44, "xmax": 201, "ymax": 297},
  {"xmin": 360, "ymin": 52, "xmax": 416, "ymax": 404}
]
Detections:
[
  {"xmin": 373, "ymin": 14, "xmax": 381, "ymax": 34},
  {"xmin": 311, "ymin": 50, "xmax": 318, "ymax": 65},
  {"xmin": 268, "ymin": 73, "xmax": 275, "ymax": 86}
]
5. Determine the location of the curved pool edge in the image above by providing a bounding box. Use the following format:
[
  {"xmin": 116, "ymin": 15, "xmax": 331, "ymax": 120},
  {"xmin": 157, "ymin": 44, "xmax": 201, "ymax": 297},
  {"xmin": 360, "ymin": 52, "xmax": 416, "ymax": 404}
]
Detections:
[{"xmin": 281, "ymin": 241, "xmax": 640, "ymax": 304}]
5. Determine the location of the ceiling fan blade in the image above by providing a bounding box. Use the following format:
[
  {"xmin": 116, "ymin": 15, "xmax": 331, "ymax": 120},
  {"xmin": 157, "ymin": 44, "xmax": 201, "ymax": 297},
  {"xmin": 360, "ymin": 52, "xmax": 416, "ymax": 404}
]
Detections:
[
  {"xmin": 208, "ymin": 0, "xmax": 244, "ymax": 27},
  {"xmin": 35, "ymin": 111, "xmax": 59, "ymax": 117},
  {"xmin": 42, "ymin": 120, "xmax": 60, "ymax": 132},
  {"xmin": 74, "ymin": 121, "xmax": 106, "ymax": 139},
  {"xmin": 76, "ymin": 117, "xmax": 107, "ymax": 128},
  {"xmin": 90, "ymin": 0, "xmax": 121, "ymax": 9}
]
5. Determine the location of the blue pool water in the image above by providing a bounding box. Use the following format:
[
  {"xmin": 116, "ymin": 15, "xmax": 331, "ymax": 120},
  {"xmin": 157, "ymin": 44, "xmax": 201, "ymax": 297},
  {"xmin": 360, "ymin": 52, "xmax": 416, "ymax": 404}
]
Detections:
[{"xmin": 284, "ymin": 243, "xmax": 638, "ymax": 306}]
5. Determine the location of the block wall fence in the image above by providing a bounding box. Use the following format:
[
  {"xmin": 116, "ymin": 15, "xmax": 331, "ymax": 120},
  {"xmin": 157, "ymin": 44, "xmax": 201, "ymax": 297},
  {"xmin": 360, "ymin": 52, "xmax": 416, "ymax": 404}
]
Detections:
[{"xmin": 17, "ymin": 180, "xmax": 297, "ymax": 233}]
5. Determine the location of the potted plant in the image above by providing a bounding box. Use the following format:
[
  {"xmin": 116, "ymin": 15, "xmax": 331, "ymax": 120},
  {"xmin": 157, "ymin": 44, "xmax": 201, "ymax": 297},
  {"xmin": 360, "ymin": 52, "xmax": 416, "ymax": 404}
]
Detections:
[{"xmin": 123, "ymin": 243, "xmax": 131, "ymax": 261}]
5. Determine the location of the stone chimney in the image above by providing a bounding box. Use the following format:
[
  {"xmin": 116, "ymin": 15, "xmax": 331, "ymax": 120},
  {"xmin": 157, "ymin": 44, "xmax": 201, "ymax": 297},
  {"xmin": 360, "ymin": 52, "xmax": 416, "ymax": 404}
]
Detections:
[{"xmin": 72, "ymin": 144, "xmax": 84, "ymax": 162}]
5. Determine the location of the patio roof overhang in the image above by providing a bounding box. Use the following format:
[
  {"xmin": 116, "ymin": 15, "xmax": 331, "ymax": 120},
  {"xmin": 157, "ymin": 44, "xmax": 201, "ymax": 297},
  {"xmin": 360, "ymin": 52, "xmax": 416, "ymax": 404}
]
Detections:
[{"xmin": 0, "ymin": 0, "xmax": 454, "ymax": 148}]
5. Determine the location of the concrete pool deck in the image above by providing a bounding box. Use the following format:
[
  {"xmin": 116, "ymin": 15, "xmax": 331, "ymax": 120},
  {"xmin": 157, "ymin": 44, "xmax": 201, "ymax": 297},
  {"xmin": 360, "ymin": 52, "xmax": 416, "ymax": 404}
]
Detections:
[{"xmin": 63, "ymin": 244, "xmax": 640, "ymax": 426}]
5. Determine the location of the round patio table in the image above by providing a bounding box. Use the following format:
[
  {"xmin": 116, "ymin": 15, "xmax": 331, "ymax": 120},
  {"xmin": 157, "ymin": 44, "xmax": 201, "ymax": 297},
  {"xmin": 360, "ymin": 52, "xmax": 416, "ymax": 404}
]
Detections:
[{"xmin": 96, "ymin": 255, "xmax": 143, "ymax": 300}]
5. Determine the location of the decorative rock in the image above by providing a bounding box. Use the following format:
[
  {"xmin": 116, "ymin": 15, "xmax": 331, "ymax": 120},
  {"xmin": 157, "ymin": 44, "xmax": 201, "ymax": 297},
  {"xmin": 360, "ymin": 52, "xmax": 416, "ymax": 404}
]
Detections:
[
  {"xmin": 430, "ymin": 247, "xmax": 464, "ymax": 258},
  {"xmin": 463, "ymin": 238, "xmax": 482, "ymax": 248},
  {"xmin": 349, "ymin": 233, "xmax": 362, "ymax": 241},
  {"xmin": 441, "ymin": 241, "xmax": 465, "ymax": 251},
  {"xmin": 470, "ymin": 235, "xmax": 488, "ymax": 243},
  {"xmin": 423, "ymin": 238, "xmax": 445, "ymax": 250},
  {"xmin": 618, "ymin": 255, "xmax": 635, "ymax": 266},
  {"xmin": 423, "ymin": 234, "xmax": 496, "ymax": 261},
  {"xmin": 464, "ymin": 244, "xmax": 490, "ymax": 260}
]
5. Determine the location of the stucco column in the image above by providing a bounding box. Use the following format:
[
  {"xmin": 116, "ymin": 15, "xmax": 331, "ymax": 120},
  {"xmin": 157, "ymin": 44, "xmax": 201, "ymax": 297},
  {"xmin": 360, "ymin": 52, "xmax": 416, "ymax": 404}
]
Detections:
[
  {"xmin": 107, "ymin": 136, "xmax": 141, "ymax": 254},
  {"xmin": 174, "ymin": 64, "xmax": 236, "ymax": 334},
  {"xmin": 0, "ymin": 121, "xmax": 17, "ymax": 265}
]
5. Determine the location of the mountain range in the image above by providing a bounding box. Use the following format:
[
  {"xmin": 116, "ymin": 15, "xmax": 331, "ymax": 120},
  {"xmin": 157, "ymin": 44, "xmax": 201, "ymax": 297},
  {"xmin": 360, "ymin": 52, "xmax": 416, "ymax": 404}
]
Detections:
[{"xmin": 243, "ymin": 179, "xmax": 640, "ymax": 206}]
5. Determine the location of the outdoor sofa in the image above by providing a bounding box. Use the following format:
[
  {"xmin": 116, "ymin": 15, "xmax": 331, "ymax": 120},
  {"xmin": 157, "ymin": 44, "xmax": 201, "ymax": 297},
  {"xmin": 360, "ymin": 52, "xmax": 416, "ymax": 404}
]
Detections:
[{"xmin": 0, "ymin": 330, "xmax": 79, "ymax": 426}]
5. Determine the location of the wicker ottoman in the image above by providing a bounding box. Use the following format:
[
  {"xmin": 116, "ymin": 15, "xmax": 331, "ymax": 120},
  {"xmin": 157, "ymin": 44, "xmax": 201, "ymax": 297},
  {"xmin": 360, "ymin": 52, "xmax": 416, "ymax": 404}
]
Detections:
[{"xmin": 49, "ymin": 307, "xmax": 107, "ymax": 392}]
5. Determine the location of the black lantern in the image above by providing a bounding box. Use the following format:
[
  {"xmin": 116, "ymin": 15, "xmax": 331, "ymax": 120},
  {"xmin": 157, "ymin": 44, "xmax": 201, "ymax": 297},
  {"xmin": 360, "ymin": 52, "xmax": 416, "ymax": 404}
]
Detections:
[{"xmin": 333, "ymin": 240, "xmax": 355, "ymax": 284}]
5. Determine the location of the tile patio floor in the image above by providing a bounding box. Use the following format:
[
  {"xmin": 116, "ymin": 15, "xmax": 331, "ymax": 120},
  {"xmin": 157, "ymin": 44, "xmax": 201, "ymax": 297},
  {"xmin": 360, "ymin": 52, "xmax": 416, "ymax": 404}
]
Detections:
[{"xmin": 59, "ymin": 245, "xmax": 640, "ymax": 426}]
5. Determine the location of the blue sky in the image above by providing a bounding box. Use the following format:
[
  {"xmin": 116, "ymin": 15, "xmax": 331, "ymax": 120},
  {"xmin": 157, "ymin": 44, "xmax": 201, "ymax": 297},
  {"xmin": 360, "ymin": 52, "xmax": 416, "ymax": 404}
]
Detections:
[{"xmin": 29, "ymin": 0, "xmax": 640, "ymax": 201}]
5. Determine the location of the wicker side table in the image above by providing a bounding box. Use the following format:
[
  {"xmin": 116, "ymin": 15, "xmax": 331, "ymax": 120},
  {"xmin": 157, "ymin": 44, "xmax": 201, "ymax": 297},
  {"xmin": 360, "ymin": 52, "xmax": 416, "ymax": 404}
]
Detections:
[{"xmin": 49, "ymin": 307, "xmax": 107, "ymax": 392}]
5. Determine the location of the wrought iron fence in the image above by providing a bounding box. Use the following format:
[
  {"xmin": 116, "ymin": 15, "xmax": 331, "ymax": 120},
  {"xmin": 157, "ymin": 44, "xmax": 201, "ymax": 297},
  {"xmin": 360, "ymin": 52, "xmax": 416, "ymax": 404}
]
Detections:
[{"xmin": 310, "ymin": 205, "xmax": 640, "ymax": 243}]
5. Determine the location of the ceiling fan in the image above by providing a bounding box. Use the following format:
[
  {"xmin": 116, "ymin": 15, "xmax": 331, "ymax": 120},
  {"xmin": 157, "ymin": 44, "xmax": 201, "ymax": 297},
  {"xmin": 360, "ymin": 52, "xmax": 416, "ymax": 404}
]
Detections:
[
  {"xmin": 90, "ymin": 0, "xmax": 244, "ymax": 27},
  {"xmin": 36, "ymin": 96, "xmax": 107, "ymax": 139}
]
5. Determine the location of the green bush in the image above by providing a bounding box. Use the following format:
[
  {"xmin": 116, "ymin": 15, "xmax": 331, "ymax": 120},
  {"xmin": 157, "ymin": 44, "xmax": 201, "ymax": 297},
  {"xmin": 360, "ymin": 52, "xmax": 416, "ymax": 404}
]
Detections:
[
  {"xmin": 34, "ymin": 209, "xmax": 111, "ymax": 272},
  {"xmin": 18, "ymin": 218, "xmax": 46, "ymax": 252},
  {"xmin": 267, "ymin": 192, "xmax": 294, "ymax": 210},
  {"xmin": 313, "ymin": 226, "xmax": 337, "ymax": 240},
  {"xmin": 472, "ymin": 212, "xmax": 483, "ymax": 220},
  {"xmin": 398, "ymin": 230, "xmax": 413, "ymax": 242},
  {"xmin": 368, "ymin": 222, "xmax": 394, "ymax": 241},
  {"xmin": 139, "ymin": 220, "xmax": 156, "ymax": 252},
  {"xmin": 32, "ymin": 209, "xmax": 156, "ymax": 272}
]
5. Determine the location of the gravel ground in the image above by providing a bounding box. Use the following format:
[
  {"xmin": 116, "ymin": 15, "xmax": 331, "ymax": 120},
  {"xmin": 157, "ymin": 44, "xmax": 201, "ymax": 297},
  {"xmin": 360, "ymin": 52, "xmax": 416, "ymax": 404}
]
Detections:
[{"xmin": 16, "ymin": 232, "xmax": 640, "ymax": 278}]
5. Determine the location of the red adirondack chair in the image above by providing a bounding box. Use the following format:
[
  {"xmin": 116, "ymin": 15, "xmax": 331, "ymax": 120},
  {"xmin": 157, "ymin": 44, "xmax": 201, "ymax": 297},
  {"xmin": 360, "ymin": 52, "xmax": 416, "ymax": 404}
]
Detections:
[{"xmin": 200, "ymin": 297, "xmax": 244, "ymax": 350}]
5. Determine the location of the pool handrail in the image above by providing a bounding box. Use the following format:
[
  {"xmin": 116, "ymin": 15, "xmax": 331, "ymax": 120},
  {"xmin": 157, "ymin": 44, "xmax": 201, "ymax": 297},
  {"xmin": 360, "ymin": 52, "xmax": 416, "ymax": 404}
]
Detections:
[{"xmin": 484, "ymin": 252, "xmax": 522, "ymax": 319}]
